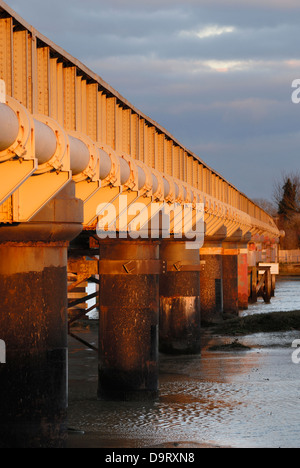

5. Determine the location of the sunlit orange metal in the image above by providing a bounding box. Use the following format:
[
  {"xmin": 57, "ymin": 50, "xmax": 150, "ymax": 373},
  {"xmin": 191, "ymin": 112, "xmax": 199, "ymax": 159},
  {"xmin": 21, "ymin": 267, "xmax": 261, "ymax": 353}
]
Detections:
[{"xmin": 0, "ymin": 0, "xmax": 280, "ymax": 242}]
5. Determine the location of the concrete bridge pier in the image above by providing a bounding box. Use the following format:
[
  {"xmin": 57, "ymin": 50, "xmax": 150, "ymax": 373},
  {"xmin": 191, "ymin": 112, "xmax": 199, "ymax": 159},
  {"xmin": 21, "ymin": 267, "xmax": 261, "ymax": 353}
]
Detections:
[
  {"xmin": 238, "ymin": 233, "xmax": 252, "ymax": 310},
  {"xmin": 0, "ymin": 183, "xmax": 83, "ymax": 447},
  {"xmin": 222, "ymin": 232, "xmax": 242, "ymax": 316},
  {"xmin": 199, "ymin": 228, "xmax": 226, "ymax": 324},
  {"xmin": 159, "ymin": 240, "xmax": 201, "ymax": 354},
  {"xmin": 98, "ymin": 240, "xmax": 160, "ymax": 401},
  {"xmin": 199, "ymin": 243, "xmax": 223, "ymax": 324}
]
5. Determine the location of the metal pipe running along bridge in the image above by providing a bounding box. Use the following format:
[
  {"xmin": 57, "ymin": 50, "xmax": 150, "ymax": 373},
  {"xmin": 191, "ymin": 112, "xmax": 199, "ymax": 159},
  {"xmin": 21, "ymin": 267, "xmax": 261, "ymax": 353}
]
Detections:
[{"xmin": 0, "ymin": 1, "xmax": 280, "ymax": 447}]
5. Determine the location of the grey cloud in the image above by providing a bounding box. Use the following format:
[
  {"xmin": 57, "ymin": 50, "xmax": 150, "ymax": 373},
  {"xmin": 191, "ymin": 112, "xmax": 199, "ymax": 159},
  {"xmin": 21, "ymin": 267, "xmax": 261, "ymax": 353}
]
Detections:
[
  {"xmin": 10, "ymin": 1, "xmax": 300, "ymax": 65},
  {"xmin": 193, "ymin": 131, "xmax": 300, "ymax": 200}
]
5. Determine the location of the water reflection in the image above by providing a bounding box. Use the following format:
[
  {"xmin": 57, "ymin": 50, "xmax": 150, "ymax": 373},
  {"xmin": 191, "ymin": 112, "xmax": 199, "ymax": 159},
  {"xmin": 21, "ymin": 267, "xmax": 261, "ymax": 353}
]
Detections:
[{"xmin": 68, "ymin": 277, "xmax": 300, "ymax": 448}]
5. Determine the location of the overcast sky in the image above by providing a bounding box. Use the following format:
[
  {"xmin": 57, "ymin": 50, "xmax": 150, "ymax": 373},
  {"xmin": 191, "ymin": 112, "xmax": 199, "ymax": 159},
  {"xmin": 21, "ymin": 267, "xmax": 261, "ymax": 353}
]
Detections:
[{"xmin": 7, "ymin": 0, "xmax": 300, "ymax": 202}]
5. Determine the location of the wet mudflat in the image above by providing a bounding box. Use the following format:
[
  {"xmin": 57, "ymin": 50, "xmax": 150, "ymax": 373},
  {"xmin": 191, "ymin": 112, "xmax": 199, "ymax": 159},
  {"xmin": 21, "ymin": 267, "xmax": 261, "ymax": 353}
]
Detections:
[{"xmin": 67, "ymin": 277, "xmax": 300, "ymax": 448}]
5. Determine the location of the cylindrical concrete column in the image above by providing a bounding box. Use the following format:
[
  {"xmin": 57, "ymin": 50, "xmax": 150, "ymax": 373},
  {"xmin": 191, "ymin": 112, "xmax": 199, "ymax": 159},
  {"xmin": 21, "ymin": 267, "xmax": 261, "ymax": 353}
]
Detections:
[
  {"xmin": 98, "ymin": 240, "xmax": 160, "ymax": 401},
  {"xmin": 249, "ymin": 266, "xmax": 258, "ymax": 303},
  {"xmin": 271, "ymin": 274, "xmax": 276, "ymax": 297},
  {"xmin": 0, "ymin": 182, "xmax": 83, "ymax": 448},
  {"xmin": 200, "ymin": 243, "xmax": 223, "ymax": 323},
  {"xmin": 222, "ymin": 243, "xmax": 239, "ymax": 315},
  {"xmin": 0, "ymin": 243, "xmax": 68, "ymax": 447},
  {"xmin": 264, "ymin": 267, "xmax": 272, "ymax": 304},
  {"xmin": 238, "ymin": 246, "xmax": 249, "ymax": 310},
  {"xmin": 159, "ymin": 241, "xmax": 201, "ymax": 354}
]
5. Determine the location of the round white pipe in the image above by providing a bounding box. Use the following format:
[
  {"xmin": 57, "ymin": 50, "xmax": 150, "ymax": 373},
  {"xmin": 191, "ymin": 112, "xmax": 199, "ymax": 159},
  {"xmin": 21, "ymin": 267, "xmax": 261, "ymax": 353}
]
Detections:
[
  {"xmin": 151, "ymin": 173, "xmax": 158, "ymax": 194},
  {"xmin": 163, "ymin": 177, "xmax": 170, "ymax": 199},
  {"xmin": 99, "ymin": 148, "xmax": 112, "ymax": 180},
  {"xmin": 34, "ymin": 119, "xmax": 57, "ymax": 165},
  {"xmin": 68, "ymin": 135, "xmax": 90, "ymax": 175},
  {"xmin": 137, "ymin": 166, "xmax": 146, "ymax": 190},
  {"xmin": 0, "ymin": 103, "xmax": 19, "ymax": 152},
  {"xmin": 189, "ymin": 189, "xmax": 194, "ymax": 202},
  {"xmin": 119, "ymin": 157, "xmax": 131, "ymax": 185}
]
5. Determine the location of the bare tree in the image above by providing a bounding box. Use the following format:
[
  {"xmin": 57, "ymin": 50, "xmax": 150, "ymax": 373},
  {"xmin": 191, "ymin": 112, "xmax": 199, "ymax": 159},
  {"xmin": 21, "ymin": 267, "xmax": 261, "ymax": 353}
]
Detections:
[{"xmin": 273, "ymin": 171, "xmax": 300, "ymax": 249}]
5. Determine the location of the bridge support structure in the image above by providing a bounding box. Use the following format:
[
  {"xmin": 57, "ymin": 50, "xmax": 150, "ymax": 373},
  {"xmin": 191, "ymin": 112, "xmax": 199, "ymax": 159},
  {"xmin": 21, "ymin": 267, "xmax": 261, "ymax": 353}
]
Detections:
[
  {"xmin": 159, "ymin": 240, "xmax": 201, "ymax": 354},
  {"xmin": 199, "ymin": 243, "xmax": 224, "ymax": 324},
  {"xmin": 222, "ymin": 238, "xmax": 240, "ymax": 316},
  {"xmin": 237, "ymin": 233, "xmax": 252, "ymax": 310},
  {"xmin": 97, "ymin": 239, "xmax": 161, "ymax": 401},
  {"xmin": 0, "ymin": 182, "xmax": 83, "ymax": 448},
  {"xmin": 199, "ymin": 227, "xmax": 226, "ymax": 324}
]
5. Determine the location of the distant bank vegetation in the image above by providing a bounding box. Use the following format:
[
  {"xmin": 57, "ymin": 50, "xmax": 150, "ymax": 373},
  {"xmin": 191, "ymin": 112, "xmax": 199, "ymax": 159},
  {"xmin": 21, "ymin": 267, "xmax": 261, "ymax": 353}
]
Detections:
[
  {"xmin": 205, "ymin": 310, "xmax": 300, "ymax": 336},
  {"xmin": 253, "ymin": 171, "xmax": 300, "ymax": 250}
]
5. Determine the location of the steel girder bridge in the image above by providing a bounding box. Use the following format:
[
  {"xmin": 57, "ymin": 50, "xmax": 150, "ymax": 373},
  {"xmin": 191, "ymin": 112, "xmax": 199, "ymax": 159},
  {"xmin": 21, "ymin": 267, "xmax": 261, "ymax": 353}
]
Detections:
[{"xmin": 0, "ymin": 1, "xmax": 280, "ymax": 447}]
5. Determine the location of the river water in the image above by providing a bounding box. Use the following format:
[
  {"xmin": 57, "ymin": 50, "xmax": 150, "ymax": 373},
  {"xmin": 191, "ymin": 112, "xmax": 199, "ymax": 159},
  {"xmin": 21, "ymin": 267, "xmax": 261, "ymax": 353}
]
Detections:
[{"xmin": 67, "ymin": 276, "xmax": 300, "ymax": 448}]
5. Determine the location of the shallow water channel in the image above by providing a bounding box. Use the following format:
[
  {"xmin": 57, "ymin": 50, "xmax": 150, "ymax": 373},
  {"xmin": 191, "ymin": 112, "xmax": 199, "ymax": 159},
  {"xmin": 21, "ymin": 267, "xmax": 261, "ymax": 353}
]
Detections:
[{"xmin": 67, "ymin": 276, "xmax": 300, "ymax": 448}]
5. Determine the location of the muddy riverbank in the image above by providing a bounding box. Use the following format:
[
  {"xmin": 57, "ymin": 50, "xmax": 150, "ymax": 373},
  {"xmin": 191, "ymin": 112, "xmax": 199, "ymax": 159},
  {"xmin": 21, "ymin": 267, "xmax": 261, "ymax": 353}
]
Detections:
[
  {"xmin": 67, "ymin": 276, "xmax": 300, "ymax": 448},
  {"xmin": 204, "ymin": 309, "xmax": 300, "ymax": 336}
]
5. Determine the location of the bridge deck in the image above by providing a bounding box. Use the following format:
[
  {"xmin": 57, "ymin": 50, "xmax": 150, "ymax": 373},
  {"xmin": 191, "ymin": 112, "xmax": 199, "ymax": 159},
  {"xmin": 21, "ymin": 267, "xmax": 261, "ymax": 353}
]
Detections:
[{"xmin": 0, "ymin": 0, "xmax": 278, "ymax": 241}]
